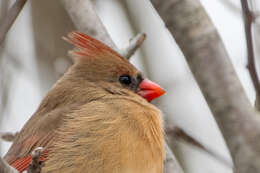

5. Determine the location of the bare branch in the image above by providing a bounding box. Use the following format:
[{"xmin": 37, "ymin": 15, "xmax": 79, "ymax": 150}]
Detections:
[
  {"xmin": 60, "ymin": 0, "xmax": 145, "ymax": 60},
  {"xmin": 0, "ymin": 132, "xmax": 18, "ymax": 172},
  {"xmin": 119, "ymin": 33, "xmax": 146, "ymax": 59},
  {"xmin": 151, "ymin": 0, "xmax": 260, "ymax": 172},
  {"xmin": 166, "ymin": 127, "xmax": 232, "ymax": 168},
  {"xmin": 0, "ymin": 0, "xmax": 27, "ymax": 45},
  {"xmin": 60, "ymin": 0, "xmax": 116, "ymax": 49},
  {"xmin": 0, "ymin": 132, "xmax": 18, "ymax": 142},
  {"xmin": 27, "ymin": 147, "xmax": 43, "ymax": 173},
  {"xmin": 164, "ymin": 143, "xmax": 184, "ymax": 173},
  {"xmin": 240, "ymin": 0, "xmax": 260, "ymax": 108},
  {"xmin": 219, "ymin": 0, "xmax": 241, "ymax": 15},
  {"xmin": 0, "ymin": 157, "xmax": 18, "ymax": 173}
]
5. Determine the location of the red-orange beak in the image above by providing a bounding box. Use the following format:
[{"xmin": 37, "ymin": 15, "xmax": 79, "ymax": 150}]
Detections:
[{"xmin": 137, "ymin": 79, "xmax": 165, "ymax": 102}]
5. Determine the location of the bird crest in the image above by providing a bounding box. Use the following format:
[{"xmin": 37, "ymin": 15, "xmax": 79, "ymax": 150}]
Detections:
[{"xmin": 63, "ymin": 31, "xmax": 122, "ymax": 61}]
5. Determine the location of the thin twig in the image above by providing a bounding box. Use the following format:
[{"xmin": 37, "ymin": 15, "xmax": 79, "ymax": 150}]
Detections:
[
  {"xmin": 119, "ymin": 33, "xmax": 146, "ymax": 59},
  {"xmin": 0, "ymin": 132, "xmax": 19, "ymax": 172},
  {"xmin": 27, "ymin": 147, "xmax": 43, "ymax": 173},
  {"xmin": 164, "ymin": 143, "xmax": 184, "ymax": 173},
  {"xmin": 0, "ymin": 0, "xmax": 27, "ymax": 45},
  {"xmin": 0, "ymin": 157, "xmax": 18, "ymax": 173},
  {"xmin": 0, "ymin": 132, "xmax": 18, "ymax": 142},
  {"xmin": 60, "ymin": 0, "xmax": 145, "ymax": 60},
  {"xmin": 166, "ymin": 127, "xmax": 232, "ymax": 168},
  {"xmin": 219, "ymin": 0, "xmax": 241, "ymax": 15},
  {"xmin": 60, "ymin": 0, "xmax": 116, "ymax": 49},
  {"xmin": 241, "ymin": 0, "xmax": 260, "ymax": 99}
]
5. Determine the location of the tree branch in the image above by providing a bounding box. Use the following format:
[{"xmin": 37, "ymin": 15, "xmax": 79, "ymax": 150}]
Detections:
[
  {"xmin": 151, "ymin": 0, "xmax": 260, "ymax": 172},
  {"xmin": 27, "ymin": 147, "xmax": 43, "ymax": 173},
  {"xmin": 219, "ymin": 0, "xmax": 241, "ymax": 15},
  {"xmin": 0, "ymin": 132, "xmax": 18, "ymax": 142},
  {"xmin": 0, "ymin": 1, "xmax": 27, "ymax": 171},
  {"xmin": 0, "ymin": 0, "xmax": 27, "ymax": 45},
  {"xmin": 119, "ymin": 33, "xmax": 146, "ymax": 59},
  {"xmin": 240, "ymin": 0, "xmax": 260, "ymax": 109},
  {"xmin": 0, "ymin": 157, "xmax": 18, "ymax": 173},
  {"xmin": 164, "ymin": 144, "xmax": 184, "ymax": 173},
  {"xmin": 166, "ymin": 127, "xmax": 232, "ymax": 168},
  {"xmin": 60, "ymin": 0, "xmax": 116, "ymax": 49},
  {"xmin": 60, "ymin": 0, "xmax": 145, "ymax": 60}
]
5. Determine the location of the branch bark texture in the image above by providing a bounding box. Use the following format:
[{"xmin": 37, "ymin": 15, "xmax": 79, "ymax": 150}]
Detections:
[
  {"xmin": 0, "ymin": 157, "xmax": 18, "ymax": 173},
  {"xmin": 0, "ymin": 132, "xmax": 18, "ymax": 142},
  {"xmin": 60, "ymin": 0, "xmax": 146, "ymax": 60},
  {"xmin": 27, "ymin": 147, "xmax": 43, "ymax": 173},
  {"xmin": 166, "ymin": 126, "xmax": 232, "ymax": 168},
  {"xmin": 0, "ymin": 0, "xmax": 27, "ymax": 45},
  {"xmin": 119, "ymin": 33, "xmax": 146, "ymax": 59},
  {"xmin": 151, "ymin": 0, "xmax": 260, "ymax": 172},
  {"xmin": 164, "ymin": 144, "xmax": 184, "ymax": 173},
  {"xmin": 240, "ymin": 0, "xmax": 260, "ymax": 107},
  {"xmin": 60, "ymin": 0, "xmax": 116, "ymax": 49}
]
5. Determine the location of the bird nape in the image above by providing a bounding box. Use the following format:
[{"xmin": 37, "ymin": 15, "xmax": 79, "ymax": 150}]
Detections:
[{"xmin": 4, "ymin": 31, "xmax": 166, "ymax": 173}]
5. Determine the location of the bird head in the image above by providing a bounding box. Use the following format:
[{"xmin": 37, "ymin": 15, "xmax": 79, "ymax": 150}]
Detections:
[{"xmin": 64, "ymin": 31, "xmax": 165, "ymax": 102}]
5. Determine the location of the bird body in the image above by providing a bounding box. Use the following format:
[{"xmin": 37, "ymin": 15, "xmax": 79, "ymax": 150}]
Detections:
[{"xmin": 4, "ymin": 32, "xmax": 165, "ymax": 173}]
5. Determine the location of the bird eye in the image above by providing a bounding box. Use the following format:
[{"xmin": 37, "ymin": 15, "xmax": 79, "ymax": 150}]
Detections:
[{"xmin": 119, "ymin": 75, "xmax": 132, "ymax": 85}]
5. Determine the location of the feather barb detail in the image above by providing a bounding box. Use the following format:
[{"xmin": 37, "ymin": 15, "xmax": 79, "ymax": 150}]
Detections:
[{"xmin": 63, "ymin": 31, "xmax": 121, "ymax": 59}]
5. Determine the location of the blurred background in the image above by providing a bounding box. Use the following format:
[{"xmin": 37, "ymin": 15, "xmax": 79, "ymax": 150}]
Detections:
[{"xmin": 0, "ymin": 0, "xmax": 259, "ymax": 172}]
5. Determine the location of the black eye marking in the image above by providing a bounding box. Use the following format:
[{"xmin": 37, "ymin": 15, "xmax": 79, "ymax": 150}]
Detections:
[
  {"xmin": 137, "ymin": 74, "xmax": 143, "ymax": 84},
  {"xmin": 119, "ymin": 75, "xmax": 132, "ymax": 85}
]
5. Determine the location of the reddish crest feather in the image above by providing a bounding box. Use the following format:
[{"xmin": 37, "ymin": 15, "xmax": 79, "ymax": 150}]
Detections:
[
  {"xmin": 11, "ymin": 150, "xmax": 48, "ymax": 173},
  {"xmin": 64, "ymin": 31, "xmax": 121, "ymax": 59}
]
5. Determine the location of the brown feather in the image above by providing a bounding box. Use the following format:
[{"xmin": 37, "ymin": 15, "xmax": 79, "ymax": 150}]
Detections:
[
  {"xmin": 4, "ymin": 32, "xmax": 165, "ymax": 173},
  {"xmin": 43, "ymin": 94, "xmax": 164, "ymax": 173}
]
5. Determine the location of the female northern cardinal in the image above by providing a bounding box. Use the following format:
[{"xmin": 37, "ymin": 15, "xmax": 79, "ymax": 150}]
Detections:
[{"xmin": 4, "ymin": 31, "xmax": 165, "ymax": 173}]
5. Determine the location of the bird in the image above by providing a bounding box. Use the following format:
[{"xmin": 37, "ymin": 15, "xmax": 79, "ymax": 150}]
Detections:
[{"xmin": 4, "ymin": 31, "xmax": 166, "ymax": 173}]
